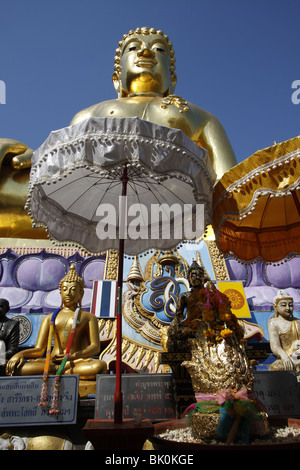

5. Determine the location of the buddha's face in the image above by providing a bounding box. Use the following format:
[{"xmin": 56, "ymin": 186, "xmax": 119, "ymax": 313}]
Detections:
[
  {"xmin": 275, "ymin": 298, "xmax": 293, "ymax": 319},
  {"xmin": 188, "ymin": 269, "xmax": 204, "ymax": 289},
  {"xmin": 119, "ymin": 33, "xmax": 173, "ymax": 96},
  {"xmin": 61, "ymin": 281, "xmax": 82, "ymax": 308}
]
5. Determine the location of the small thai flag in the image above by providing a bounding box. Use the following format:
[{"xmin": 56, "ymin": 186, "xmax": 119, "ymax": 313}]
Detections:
[{"xmin": 91, "ymin": 280, "xmax": 117, "ymax": 318}]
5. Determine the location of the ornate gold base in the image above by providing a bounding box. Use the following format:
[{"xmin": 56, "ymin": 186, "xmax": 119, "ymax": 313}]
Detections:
[{"xmin": 190, "ymin": 412, "xmax": 219, "ymax": 438}]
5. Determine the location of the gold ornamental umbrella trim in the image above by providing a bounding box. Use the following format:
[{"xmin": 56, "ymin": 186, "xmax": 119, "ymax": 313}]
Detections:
[
  {"xmin": 212, "ymin": 136, "xmax": 300, "ymax": 262},
  {"xmin": 215, "ymin": 182, "xmax": 300, "ymax": 226},
  {"xmin": 214, "ymin": 135, "xmax": 300, "ymax": 204},
  {"xmin": 214, "ymin": 138, "xmax": 300, "ymax": 211}
]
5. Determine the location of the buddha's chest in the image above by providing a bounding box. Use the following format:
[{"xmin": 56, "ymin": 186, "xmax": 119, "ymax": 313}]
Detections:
[{"xmin": 108, "ymin": 97, "xmax": 196, "ymax": 139}]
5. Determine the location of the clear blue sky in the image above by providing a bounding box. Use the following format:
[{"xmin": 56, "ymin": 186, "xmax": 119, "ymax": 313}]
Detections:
[{"xmin": 1, "ymin": 0, "xmax": 299, "ymax": 164}]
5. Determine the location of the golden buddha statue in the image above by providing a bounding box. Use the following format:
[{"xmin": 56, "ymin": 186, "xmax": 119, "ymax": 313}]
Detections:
[
  {"xmin": 0, "ymin": 28, "xmax": 236, "ymax": 239},
  {"xmin": 6, "ymin": 265, "xmax": 107, "ymax": 379},
  {"xmin": 71, "ymin": 27, "xmax": 237, "ymax": 180},
  {"xmin": 0, "ymin": 138, "xmax": 47, "ymax": 239},
  {"xmin": 0, "ymin": 432, "xmax": 73, "ymax": 450},
  {"xmin": 268, "ymin": 290, "xmax": 300, "ymax": 372}
]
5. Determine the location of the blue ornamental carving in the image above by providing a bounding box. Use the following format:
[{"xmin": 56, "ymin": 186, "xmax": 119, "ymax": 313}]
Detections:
[{"xmin": 140, "ymin": 264, "xmax": 189, "ymax": 324}]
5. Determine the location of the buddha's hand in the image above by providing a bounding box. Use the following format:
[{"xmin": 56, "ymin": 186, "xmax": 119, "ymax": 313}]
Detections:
[
  {"xmin": 0, "ymin": 139, "xmax": 33, "ymax": 170},
  {"xmin": 281, "ymin": 352, "xmax": 295, "ymax": 371},
  {"xmin": 6, "ymin": 353, "xmax": 25, "ymax": 376},
  {"xmin": 52, "ymin": 354, "xmax": 65, "ymax": 364},
  {"xmin": 11, "ymin": 148, "xmax": 33, "ymax": 170}
]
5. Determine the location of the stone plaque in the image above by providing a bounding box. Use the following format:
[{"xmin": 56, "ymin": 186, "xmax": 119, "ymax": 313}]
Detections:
[
  {"xmin": 0, "ymin": 375, "xmax": 78, "ymax": 426},
  {"xmin": 254, "ymin": 371, "xmax": 300, "ymax": 417},
  {"xmin": 95, "ymin": 373, "xmax": 176, "ymax": 421}
]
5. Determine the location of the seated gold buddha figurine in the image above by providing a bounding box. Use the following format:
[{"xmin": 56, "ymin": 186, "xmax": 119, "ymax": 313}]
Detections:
[
  {"xmin": 6, "ymin": 265, "xmax": 107, "ymax": 379},
  {"xmin": 268, "ymin": 290, "xmax": 300, "ymax": 372},
  {"xmin": 71, "ymin": 27, "xmax": 237, "ymax": 180}
]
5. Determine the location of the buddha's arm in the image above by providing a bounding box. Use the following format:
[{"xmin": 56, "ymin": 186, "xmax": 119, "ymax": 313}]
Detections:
[
  {"xmin": 6, "ymin": 316, "xmax": 50, "ymax": 375},
  {"xmin": 196, "ymin": 114, "xmax": 237, "ymax": 180},
  {"xmin": 22, "ymin": 316, "xmax": 50, "ymax": 358},
  {"xmin": 268, "ymin": 320, "xmax": 283, "ymax": 356},
  {"xmin": 174, "ymin": 294, "xmax": 187, "ymax": 323},
  {"xmin": 6, "ymin": 321, "xmax": 20, "ymax": 360},
  {"xmin": 269, "ymin": 320, "xmax": 294, "ymax": 369}
]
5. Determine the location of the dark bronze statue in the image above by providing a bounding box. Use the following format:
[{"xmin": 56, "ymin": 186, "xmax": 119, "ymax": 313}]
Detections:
[
  {"xmin": 166, "ymin": 261, "xmax": 208, "ymax": 352},
  {"xmin": 0, "ymin": 299, "xmax": 19, "ymax": 375}
]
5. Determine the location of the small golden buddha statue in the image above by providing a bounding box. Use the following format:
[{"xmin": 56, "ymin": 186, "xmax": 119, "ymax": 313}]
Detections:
[
  {"xmin": 268, "ymin": 290, "xmax": 300, "ymax": 372},
  {"xmin": 6, "ymin": 265, "xmax": 107, "ymax": 379},
  {"xmin": 0, "ymin": 432, "xmax": 73, "ymax": 450},
  {"xmin": 71, "ymin": 27, "xmax": 237, "ymax": 180}
]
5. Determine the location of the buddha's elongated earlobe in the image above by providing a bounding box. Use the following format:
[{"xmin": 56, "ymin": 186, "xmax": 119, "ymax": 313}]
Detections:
[
  {"xmin": 113, "ymin": 73, "xmax": 122, "ymax": 98},
  {"xmin": 168, "ymin": 73, "xmax": 177, "ymax": 95}
]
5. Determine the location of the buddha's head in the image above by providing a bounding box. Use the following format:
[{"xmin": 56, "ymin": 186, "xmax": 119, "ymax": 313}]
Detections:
[
  {"xmin": 113, "ymin": 27, "xmax": 177, "ymax": 98},
  {"xmin": 186, "ymin": 261, "xmax": 205, "ymax": 289},
  {"xmin": 0, "ymin": 299, "xmax": 9, "ymax": 318},
  {"xmin": 59, "ymin": 264, "xmax": 84, "ymax": 309},
  {"xmin": 273, "ymin": 289, "xmax": 294, "ymax": 318}
]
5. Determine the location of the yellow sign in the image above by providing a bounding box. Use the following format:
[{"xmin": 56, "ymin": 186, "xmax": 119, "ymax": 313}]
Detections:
[{"xmin": 217, "ymin": 281, "xmax": 251, "ymax": 318}]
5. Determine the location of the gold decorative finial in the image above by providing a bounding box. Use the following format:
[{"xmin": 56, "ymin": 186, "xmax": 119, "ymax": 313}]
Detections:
[{"xmin": 127, "ymin": 256, "xmax": 144, "ymax": 282}]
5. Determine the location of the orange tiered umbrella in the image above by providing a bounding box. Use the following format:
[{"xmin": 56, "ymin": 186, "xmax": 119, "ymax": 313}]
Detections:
[{"xmin": 212, "ymin": 136, "xmax": 300, "ymax": 262}]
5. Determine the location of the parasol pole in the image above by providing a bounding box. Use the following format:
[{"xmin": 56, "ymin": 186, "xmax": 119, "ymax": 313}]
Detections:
[{"xmin": 114, "ymin": 163, "xmax": 128, "ymax": 424}]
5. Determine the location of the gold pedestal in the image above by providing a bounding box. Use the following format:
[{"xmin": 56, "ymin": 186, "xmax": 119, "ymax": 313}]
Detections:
[
  {"xmin": 159, "ymin": 352, "xmax": 195, "ymax": 418},
  {"xmin": 79, "ymin": 380, "xmax": 96, "ymax": 397},
  {"xmin": 190, "ymin": 412, "xmax": 219, "ymax": 438}
]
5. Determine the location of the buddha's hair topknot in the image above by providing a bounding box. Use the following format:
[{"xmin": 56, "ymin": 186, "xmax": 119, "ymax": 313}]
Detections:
[{"xmin": 59, "ymin": 264, "xmax": 84, "ymax": 293}]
